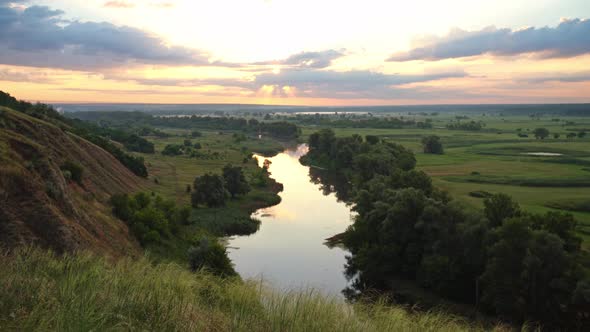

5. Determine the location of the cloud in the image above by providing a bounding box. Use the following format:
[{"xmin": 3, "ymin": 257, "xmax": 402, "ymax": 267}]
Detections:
[
  {"xmin": 103, "ymin": 1, "xmax": 136, "ymax": 9},
  {"xmin": 520, "ymin": 71, "xmax": 590, "ymax": 84},
  {"xmin": 0, "ymin": 68, "xmax": 55, "ymax": 83},
  {"xmin": 252, "ymin": 68, "xmax": 467, "ymax": 98},
  {"xmin": 255, "ymin": 49, "xmax": 346, "ymax": 69},
  {"xmin": 0, "ymin": 3, "xmax": 216, "ymax": 69},
  {"xmin": 106, "ymin": 65, "xmax": 467, "ymax": 99},
  {"xmin": 388, "ymin": 18, "xmax": 590, "ymax": 61},
  {"xmin": 150, "ymin": 2, "xmax": 175, "ymax": 8}
]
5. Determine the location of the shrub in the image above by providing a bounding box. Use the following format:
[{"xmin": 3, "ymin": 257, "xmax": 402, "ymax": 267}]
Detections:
[
  {"xmin": 161, "ymin": 144, "xmax": 184, "ymax": 156},
  {"xmin": 468, "ymin": 190, "xmax": 492, "ymax": 198},
  {"xmin": 188, "ymin": 237, "xmax": 235, "ymax": 276},
  {"xmin": 61, "ymin": 161, "xmax": 84, "ymax": 184}
]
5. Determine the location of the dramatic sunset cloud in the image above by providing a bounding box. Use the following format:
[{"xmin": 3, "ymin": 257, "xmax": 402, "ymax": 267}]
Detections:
[
  {"xmin": 388, "ymin": 19, "xmax": 590, "ymax": 61},
  {"xmin": 0, "ymin": 0, "xmax": 589, "ymax": 105}
]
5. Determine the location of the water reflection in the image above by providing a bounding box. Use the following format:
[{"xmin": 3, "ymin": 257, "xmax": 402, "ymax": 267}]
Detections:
[
  {"xmin": 227, "ymin": 144, "xmax": 354, "ymax": 297},
  {"xmin": 309, "ymin": 167, "xmax": 352, "ymax": 202}
]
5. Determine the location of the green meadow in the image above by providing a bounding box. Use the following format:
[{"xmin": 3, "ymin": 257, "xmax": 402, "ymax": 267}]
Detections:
[
  {"xmin": 301, "ymin": 114, "xmax": 590, "ymax": 246},
  {"xmin": 127, "ymin": 129, "xmax": 284, "ymax": 261},
  {"xmin": 140, "ymin": 129, "xmax": 284, "ymax": 203}
]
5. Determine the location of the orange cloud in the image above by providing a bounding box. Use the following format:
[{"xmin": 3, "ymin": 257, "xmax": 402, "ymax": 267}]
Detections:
[{"xmin": 103, "ymin": 1, "xmax": 135, "ymax": 9}]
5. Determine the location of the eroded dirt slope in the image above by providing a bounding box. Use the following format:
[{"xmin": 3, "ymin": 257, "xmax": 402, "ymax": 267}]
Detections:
[{"xmin": 0, "ymin": 107, "xmax": 145, "ymax": 257}]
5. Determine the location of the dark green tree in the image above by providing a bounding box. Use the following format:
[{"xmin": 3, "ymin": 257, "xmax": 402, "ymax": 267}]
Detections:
[
  {"xmin": 484, "ymin": 193, "xmax": 521, "ymax": 227},
  {"xmin": 421, "ymin": 135, "xmax": 444, "ymax": 154},
  {"xmin": 365, "ymin": 135, "xmax": 380, "ymax": 145},
  {"xmin": 480, "ymin": 218, "xmax": 533, "ymax": 320},
  {"xmin": 533, "ymin": 128, "xmax": 550, "ymax": 139},
  {"xmin": 191, "ymin": 173, "xmax": 229, "ymax": 207},
  {"xmin": 222, "ymin": 164, "xmax": 251, "ymax": 198}
]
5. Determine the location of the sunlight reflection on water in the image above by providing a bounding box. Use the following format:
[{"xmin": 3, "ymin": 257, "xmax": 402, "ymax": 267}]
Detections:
[{"xmin": 227, "ymin": 144, "xmax": 354, "ymax": 298}]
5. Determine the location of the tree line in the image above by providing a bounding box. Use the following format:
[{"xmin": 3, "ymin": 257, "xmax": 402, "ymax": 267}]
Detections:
[
  {"xmin": 304, "ymin": 129, "xmax": 589, "ymax": 329},
  {"xmin": 294, "ymin": 115, "xmax": 433, "ymax": 129},
  {"xmin": 70, "ymin": 111, "xmax": 301, "ymax": 139}
]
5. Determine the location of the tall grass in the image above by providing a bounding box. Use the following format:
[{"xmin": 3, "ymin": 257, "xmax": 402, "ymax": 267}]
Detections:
[{"xmin": 0, "ymin": 248, "xmax": 509, "ymax": 331}]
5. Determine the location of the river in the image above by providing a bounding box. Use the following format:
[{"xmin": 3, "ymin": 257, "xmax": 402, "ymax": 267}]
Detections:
[{"xmin": 227, "ymin": 144, "xmax": 354, "ymax": 297}]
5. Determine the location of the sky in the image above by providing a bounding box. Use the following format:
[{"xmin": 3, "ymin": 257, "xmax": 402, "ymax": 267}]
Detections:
[{"xmin": 0, "ymin": 0, "xmax": 589, "ymax": 105}]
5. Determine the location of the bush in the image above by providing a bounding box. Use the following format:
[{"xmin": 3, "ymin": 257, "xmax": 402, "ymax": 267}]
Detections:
[
  {"xmin": 468, "ymin": 190, "xmax": 492, "ymax": 198},
  {"xmin": 61, "ymin": 161, "xmax": 84, "ymax": 184},
  {"xmin": 188, "ymin": 237, "xmax": 235, "ymax": 276},
  {"xmin": 110, "ymin": 192, "xmax": 187, "ymax": 246},
  {"xmin": 161, "ymin": 144, "xmax": 184, "ymax": 156}
]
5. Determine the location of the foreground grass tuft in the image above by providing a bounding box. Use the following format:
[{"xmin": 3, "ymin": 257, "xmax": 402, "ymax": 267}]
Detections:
[{"xmin": 0, "ymin": 248, "xmax": 512, "ymax": 331}]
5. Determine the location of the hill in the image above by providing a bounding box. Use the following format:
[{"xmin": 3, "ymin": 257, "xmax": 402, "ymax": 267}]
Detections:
[{"xmin": 0, "ymin": 106, "xmax": 145, "ymax": 257}]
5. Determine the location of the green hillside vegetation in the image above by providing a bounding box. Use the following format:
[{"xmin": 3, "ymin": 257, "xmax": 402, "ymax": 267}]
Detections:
[{"xmin": 0, "ymin": 248, "xmax": 509, "ymax": 332}]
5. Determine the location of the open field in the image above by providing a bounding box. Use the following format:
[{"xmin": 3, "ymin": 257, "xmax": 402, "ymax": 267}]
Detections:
[
  {"xmin": 139, "ymin": 129, "xmax": 284, "ymax": 203},
  {"xmin": 301, "ymin": 114, "xmax": 590, "ymax": 245}
]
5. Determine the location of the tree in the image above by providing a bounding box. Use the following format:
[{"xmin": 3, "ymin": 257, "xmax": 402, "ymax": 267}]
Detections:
[
  {"xmin": 191, "ymin": 130, "xmax": 202, "ymax": 137},
  {"xmin": 578, "ymin": 131, "xmax": 587, "ymax": 138},
  {"xmin": 191, "ymin": 173, "xmax": 229, "ymax": 207},
  {"xmin": 553, "ymin": 133, "xmax": 560, "ymax": 139},
  {"xmin": 421, "ymin": 135, "xmax": 444, "ymax": 154},
  {"xmin": 533, "ymin": 128, "xmax": 550, "ymax": 139},
  {"xmin": 183, "ymin": 139, "xmax": 192, "ymax": 146},
  {"xmin": 161, "ymin": 144, "xmax": 184, "ymax": 156},
  {"xmin": 567, "ymin": 132, "xmax": 577, "ymax": 139},
  {"xmin": 365, "ymin": 135, "xmax": 380, "ymax": 145},
  {"xmin": 222, "ymin": 164, "xmax": 251, "ymax": 198},
  {"xmin": 480, "ymin": 218, "xmax": 533, "ymax": 320},
  {"xmin": 481, "ymin": 218, "xmax": 577, "ymax": 324},
  {"xmin": 484, "ymin": 193, "xmax": 521, "ymax": 227}
]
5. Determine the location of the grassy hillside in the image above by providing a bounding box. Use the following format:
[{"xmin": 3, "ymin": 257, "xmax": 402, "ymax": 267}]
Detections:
[
  {"xmin": 0, "ymin": 248, "xmax": 509, "ymax": 332},
  {"xmin": 0, "ymin": 107, "xmax": 146, "ymax": 257}
]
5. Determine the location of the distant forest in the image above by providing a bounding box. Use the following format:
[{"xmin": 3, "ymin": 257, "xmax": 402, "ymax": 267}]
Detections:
[
  {"xmin": 68, "ymin": 111, "xmax": 301, "ymax": 139},
  {"xmin": 58, "ymin": 103, "xmax": 590, "ymax": 116}
]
